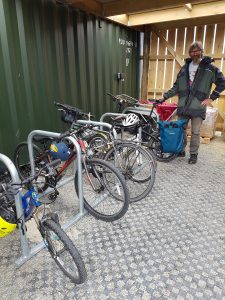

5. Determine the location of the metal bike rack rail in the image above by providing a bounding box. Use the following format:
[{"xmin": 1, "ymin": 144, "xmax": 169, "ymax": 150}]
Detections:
[
  {"xmin": 122, "ymin": 106, "xmax": 156, "ymax": 117},
  {"xmin": 100, "ymin": 111, "xmax": 149, "ymax": 142},
  {"xmin": 99, "ymin": 113, "xmax": 127, "ymax": 126},
  {"xmin": 76, "ymin": 119, "xmax": 118, "ymax": 138}
]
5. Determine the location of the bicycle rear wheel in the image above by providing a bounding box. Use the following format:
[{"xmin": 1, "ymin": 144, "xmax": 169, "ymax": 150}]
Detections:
[
  {"xmin": 148, "ymin": 133, "xmax": 177, "ymax": 162},
  {"xmin": 41, "ymin": 219, "xmax": 86, "ymax": 284},
  {"xmin": 14, "ymin": 142, "xmax": 49, "ymax": 178},
  {"xmin": 74, "ymin": 158, "xmax": 129, "ymax": 222},
  {"xmin": 14, "ymin": 142, "xmax": 50, "ymax": 192},
  {"xmin": 104, "ymin": 142, "xmax": 156, "ymax": 202}
]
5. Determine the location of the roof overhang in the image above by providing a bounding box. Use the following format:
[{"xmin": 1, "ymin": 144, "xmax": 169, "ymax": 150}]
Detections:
[{"xmin": 56, "ymin": 0, "xmax": 225, "ymax": 29}]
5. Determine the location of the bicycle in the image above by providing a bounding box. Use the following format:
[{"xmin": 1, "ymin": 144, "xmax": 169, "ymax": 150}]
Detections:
[
  {"xmin": 107, "ymin": 93, "xmax": 179, "ymax": 162},
  {"xmin": 58, "ymin": 101, "xmax": 157, "ymax": 202},
  {"xmin": 85, "ymin": 116, "xmax": 156, "ymax": 202},
  {"xmin": 53, "ymin": 102, "xmax": 157, "ymax": 203},
  {"xmin": 0, "ymin": 160, "xmax": 87, "ymax": 284},
  {"xmin": 14, "ymin": 109, "xmax": 130, "ymax": 222}
]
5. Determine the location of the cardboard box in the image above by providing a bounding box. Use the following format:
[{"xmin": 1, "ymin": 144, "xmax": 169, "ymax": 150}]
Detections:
[{"xmin": 186, "ymin": 107, "xmax": 218, "ymax": 138}]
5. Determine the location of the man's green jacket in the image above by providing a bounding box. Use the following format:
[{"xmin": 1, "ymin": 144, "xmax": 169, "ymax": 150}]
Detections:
[{"xmin": 163, "ymin": 56, "xmax": 225, "ymax": 119}]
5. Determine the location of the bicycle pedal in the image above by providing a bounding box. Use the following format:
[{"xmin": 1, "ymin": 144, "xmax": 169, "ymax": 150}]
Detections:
[{"xmin": 48, "ymin": 190, "xmax": 59, "ymax": 200}]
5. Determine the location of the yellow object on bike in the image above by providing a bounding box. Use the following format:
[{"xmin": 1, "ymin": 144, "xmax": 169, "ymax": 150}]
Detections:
[{"xmin": 0, "ymin": 216, "xmax": 16, "ymax": 238}]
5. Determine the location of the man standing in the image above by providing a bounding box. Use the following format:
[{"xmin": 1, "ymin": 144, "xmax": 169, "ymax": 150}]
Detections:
[{"xmin": 162, "ymin": 41, "xmax": 225, "ymax": 164}]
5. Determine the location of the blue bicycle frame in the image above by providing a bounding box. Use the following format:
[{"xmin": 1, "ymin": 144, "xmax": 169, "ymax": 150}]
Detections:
[{"xmin": 21, "ymin": 187, "xmax": 41, "ymax": 221}]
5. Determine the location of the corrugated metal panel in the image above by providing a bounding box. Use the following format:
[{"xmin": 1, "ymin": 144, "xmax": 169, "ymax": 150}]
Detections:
[{"xmin": 0, "ymin": 0, "xmax": 139, "ymax": 158}]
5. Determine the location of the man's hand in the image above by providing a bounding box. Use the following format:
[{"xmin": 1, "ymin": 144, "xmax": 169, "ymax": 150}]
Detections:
[
  {"xmin": 201, "ymin": 98, "xmax": 213, "ymax": 106},
  {"xmin": 157, "ymin": 98, "xmax": 166, "ymax": 104}
]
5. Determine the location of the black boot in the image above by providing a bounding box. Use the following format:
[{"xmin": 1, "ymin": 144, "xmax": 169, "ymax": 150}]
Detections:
[
  {"xmin": 188, "ymin": 154, "xmax": 198, "ymax": 164},
  {"xmin": 178, "ymin": 151, "xmax": 185, "ymax": 157}
]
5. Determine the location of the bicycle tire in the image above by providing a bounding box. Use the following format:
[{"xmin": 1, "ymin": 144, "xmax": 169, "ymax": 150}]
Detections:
[
  {"xmin": 74, "ymin": 158, "xmax": 130, "ymax": 222},
  {"xmin": 104, "ymin": 142, "xmax": 156, "ymax": 202},
  {"xmin": 147, "ymin": 133, "xmax": 178, "ymax": 162},
  {"xmin": 14, "ymin": 142, "xmax": 51, "ymax": 192},
  {"xmin": 41, "ymin": 219, "xmax": 87, "ymax": 284},
  {"xmin": 87, "ymin": 133, "xmax": 110, "ymax": 159},
  {"xmin": 14, "ymin": 142, "xmax": 50, "ymax": 177}
]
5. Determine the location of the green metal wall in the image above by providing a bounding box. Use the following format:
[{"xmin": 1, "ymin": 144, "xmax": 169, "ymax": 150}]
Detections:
[{"xmin": 0, "ymin": 0, "xmax": 139, "ymax": 158}]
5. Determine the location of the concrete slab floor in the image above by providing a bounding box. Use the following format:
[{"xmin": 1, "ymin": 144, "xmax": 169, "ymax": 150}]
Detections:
[{"xmin": 1, "ymin": 136, "xmax": 225, "ymax": 300}]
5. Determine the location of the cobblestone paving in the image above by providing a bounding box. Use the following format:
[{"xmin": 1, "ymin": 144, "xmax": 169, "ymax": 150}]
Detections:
[{"xmin": 1, "ymin": 137, "xmax": 225, "ymax": 300}]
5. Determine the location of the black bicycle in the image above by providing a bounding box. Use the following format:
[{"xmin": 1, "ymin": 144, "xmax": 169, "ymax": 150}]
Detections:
[{"xmin": 107, "ymin": 93, "xmax": 178, "ymax": 162}]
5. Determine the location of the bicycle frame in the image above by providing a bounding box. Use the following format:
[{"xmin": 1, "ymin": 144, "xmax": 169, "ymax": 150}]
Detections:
[
  {"xmin": 55, "ymin": 152, "xmax": 76, "ymax": 178},
  {"xmin": 21, "ymin": 187, "xmax": 41, "ymax": 220}
]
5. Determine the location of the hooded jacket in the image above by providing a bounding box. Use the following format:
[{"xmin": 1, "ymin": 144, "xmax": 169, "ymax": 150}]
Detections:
[{"xmin": 163, "ymin": 56, "xmax": 225, "ymax": 119}]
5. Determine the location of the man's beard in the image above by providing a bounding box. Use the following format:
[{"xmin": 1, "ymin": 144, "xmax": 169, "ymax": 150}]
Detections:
[{"xmin": 192, "ymin": 56, "xmax": 201, "ymax": 64}]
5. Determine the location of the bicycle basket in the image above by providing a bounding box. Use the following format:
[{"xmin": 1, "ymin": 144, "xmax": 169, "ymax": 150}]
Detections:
[
  {"xmin": 115, "ymin": 94, "xmax": 139, "ymax": 106},
  {"xmin": 156, "ymin": 103, "xmax": 177, "ymax": 121}
]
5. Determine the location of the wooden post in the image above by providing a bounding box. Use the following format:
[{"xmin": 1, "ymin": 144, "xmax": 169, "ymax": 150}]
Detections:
[{"xmin": 140, "ymin": 26, "xmax": 151, "ymax": 100}]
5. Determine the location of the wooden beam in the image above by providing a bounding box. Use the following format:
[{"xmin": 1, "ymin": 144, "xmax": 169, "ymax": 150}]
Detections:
[
  {"xmin": 148, "ymin": 89, "xmax": 225, "ymax": 95},
  {"xmin": 107, "ymin": 14, "xmax": 129, "ymax": 26},
  {"xmin": 151, "ymin": 28, "xmax": 184, "ymax": 67},
  {"xmin": 149, "ymin": 53, "xmax": 225, "ymax": 60},
  {"xmin": 128, "ymin": 1, "xmax": 225, "ymax": 26},
  {"xmin": 153, "ymin": 15, "xmax": 225, "ymax": 29},
  {"xmin": 103, "ymin": 0, "xmax": 218, "ymax": 17},
  {"xmin": 140, "ymin": 27, "xmax": 151, "ymax": 100},
  {"xmin": 68, "ymin": 0, "xmax": 102, "ymax": 15},
  {"xmin": 150, "ymin": 54, "xmax": 225, "ymax": 59}
]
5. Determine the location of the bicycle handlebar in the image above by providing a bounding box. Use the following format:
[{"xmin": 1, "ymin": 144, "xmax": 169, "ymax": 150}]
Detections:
[
  {"xmin": 54, "ymin": 101, "xmax": 82, "ymax": 113},
  {"xmin": 57, "ymin": 130, "xmax": 72, "ymax": 140},
  {"xmin": 147, "ymin": 99, "xmax": 165, "ymax": 105},
  {"xmin": 54, "ymin": 101, "xmax": 94, "ymax": 120}
]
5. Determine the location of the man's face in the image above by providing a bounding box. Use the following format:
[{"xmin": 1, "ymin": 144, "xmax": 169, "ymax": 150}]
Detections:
[{"xmin": 189, "ymin": 47, "xmax": 202, "ymax": 63}]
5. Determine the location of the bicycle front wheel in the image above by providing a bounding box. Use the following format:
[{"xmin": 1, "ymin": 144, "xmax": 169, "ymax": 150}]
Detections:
[
  {"xmin": 104, "ymin": 142, "xmax": 156, "ymax": 202},
  {"xmin": 87, "ymin": 133, "xmax": 110, "ymax": 158},
  {"xmin": 41, "ymin": 219, "xmax": 87, "ymax": 284},
  {"xmin": 74, "ymin": 158, "xmax": 130, "ymax": 222}
]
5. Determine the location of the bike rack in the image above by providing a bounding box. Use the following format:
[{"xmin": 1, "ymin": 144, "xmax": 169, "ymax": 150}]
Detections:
[
  {"xmin": 2, "ymin": 121, "xmax": 120, "ymax": 267},
  {"xmin": 122, "ymin": 105, "xmax": 157, "ymax": 117},
  {"xmin": 100, "ymin": 107, "xmax": 159, "ymax": 143},
  {"xmin": 6, "ymin": 130, "xmax": 85, "ymax": 266},
  {"xmin": 99, "ymin": 113, "xmax": 131, "ymax": 140},
  {"xmin": 19, "ymin": 124, "xmax": 116, "ymax": 266}
]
